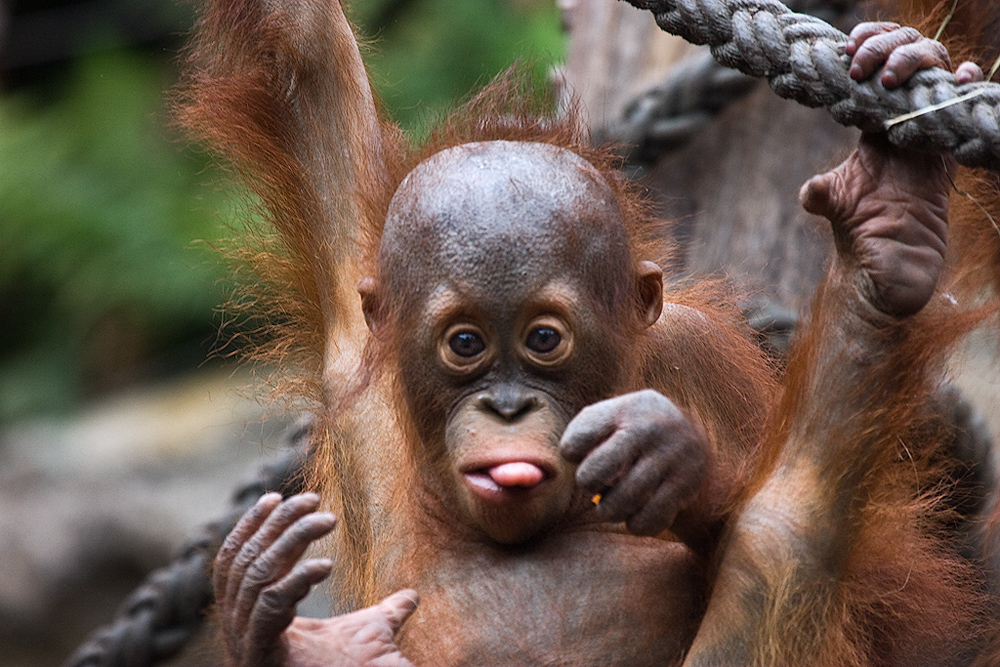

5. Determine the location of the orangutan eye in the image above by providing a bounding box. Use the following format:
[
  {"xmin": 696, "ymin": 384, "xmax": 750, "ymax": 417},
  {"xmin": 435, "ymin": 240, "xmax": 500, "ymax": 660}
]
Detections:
[
  {"xmin": 520, "ymin": 316, "xmax": 573, "ymax": 367},
  {"xmin": 449, "ymin": 331, "xmax": 486, "ymax": 358},
  {"xmin": 439, "ymin": 323, "xmax": 491, "ymax": 373},
  {"xmin": 526, "ymin": 326, "xmax": 561, "ymax": 354}
]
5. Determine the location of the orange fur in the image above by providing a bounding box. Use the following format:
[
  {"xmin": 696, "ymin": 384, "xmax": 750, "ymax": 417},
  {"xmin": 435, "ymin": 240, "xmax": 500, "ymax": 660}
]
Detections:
[{"xmin": 176, "ymin": 0, "xmax": 1000, "ymax": 663}]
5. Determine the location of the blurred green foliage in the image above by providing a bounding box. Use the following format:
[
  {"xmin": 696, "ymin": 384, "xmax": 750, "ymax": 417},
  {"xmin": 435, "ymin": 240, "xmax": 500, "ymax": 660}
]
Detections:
[
  {"xmin": 0, "ymin": 51, "xmax": 232, "ymax": 421},
  {"xmin": 353, "ymin": 0, "xmax": 565, "ymax": 133},
  {"xmin": 0, "ymin": 0, "xmax": 564, "ymax": 423}
]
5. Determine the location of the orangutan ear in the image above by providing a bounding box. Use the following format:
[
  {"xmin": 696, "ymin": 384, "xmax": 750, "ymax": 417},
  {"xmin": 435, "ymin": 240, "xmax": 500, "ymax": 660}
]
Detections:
[
  {"xmin": 358, "ymin": 277, "xmax": 383, "ymax": 334},
  {"xmin": 636, "ymin": 261, "xmax": 664, "ymax": 328}
]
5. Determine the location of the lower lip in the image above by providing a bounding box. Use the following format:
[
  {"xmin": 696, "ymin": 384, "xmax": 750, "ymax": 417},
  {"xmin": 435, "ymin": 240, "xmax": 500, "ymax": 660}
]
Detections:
[{"xmin": 463, "ymin": 471, "xmax": 549, "ymax": 501}]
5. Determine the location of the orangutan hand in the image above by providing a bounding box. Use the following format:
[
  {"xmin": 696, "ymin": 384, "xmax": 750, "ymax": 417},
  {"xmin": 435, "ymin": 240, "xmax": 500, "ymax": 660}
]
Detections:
[
  {"xmin": 214, "ymin": 492, "xmax": 419, "ymax": 667},
  {"xmin": 801, "ymin": 24, "xmax": 986, "ymax": 317},
  {"xmin": 560, "ymin": 389, "xmax": 708, "ymax": 537},
  {"xmin": 846, "ymin": 21, "xmax": 984, "ymax": 88}
]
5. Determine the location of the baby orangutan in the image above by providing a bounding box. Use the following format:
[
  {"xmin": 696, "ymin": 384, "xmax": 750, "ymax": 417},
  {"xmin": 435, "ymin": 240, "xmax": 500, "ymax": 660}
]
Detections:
[{"xmin": 185, "ymin": 4, "xmax": 987, "ymax": 664}]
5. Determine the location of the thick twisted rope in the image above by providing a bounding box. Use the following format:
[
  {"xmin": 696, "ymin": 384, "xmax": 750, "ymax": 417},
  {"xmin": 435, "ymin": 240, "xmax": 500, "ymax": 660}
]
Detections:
[
  {"xmin": 624, "ymin": 0, "xmax": 1000, "ymax": 171},
  {"xmin": 614, "ymin": 0, "xmax": 857, "ymax": 161},
  {"xmin": 614, "ymin": 50, "xmax": 759, "ymax": 160},
  {"xmin": 61, "ymin": 419, "xmax": 313, "ymax": 667}
]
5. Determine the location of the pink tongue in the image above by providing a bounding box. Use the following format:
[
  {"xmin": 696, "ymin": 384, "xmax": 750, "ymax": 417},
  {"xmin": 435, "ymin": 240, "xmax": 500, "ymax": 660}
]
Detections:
[{"xmin": 487, "ymin": 462, "xmax": 545, "ymax": 488}]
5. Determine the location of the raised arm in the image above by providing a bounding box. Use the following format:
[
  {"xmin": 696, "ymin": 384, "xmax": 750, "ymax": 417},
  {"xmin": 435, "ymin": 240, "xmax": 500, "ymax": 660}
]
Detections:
[
  {"xmin": 176, "ymin": 0, "xmax": 386, "ymax": 332},
  {"xmin": 685, "ymin": 25, "xmax": 984, "ymax": 666}
]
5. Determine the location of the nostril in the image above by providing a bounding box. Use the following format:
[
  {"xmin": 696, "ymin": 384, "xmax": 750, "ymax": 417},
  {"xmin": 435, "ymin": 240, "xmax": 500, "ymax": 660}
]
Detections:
[
  {"xmin": 477, "ymin": 392, "xmax": 539, "ymax": 421},
  {"xmin": 510, "ymin": 395, "xmax": 540, "ymax": 420}
]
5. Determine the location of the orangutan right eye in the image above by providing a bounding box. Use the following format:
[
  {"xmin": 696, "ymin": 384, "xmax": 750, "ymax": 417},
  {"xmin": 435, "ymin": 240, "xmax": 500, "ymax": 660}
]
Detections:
[
  {"xmin": 450, "ymin": 331, "xmax": 486, "ymax": 358},
  {"xmin": 525, "ymin": 326, "xmax": 561, "ymax": 354},
  {"xmin": 520, "ymin": 316, "xmax": 573, "ymax": 367}
]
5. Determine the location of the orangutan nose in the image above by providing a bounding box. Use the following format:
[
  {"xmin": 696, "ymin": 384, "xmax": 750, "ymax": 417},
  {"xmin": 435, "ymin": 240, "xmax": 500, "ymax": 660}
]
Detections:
[{"xmin": 476, "ymin": 387, "xmax": 540, "ymax": 422}]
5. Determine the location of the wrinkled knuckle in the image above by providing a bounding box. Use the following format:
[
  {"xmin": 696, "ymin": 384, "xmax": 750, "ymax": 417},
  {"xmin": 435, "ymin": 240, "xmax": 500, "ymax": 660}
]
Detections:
[
  {"xmin": 931, "ymin": 42, "xmax": 951, "ymax": 67},
  {"xmin": 272, "ymin": 504, "xmax": 301, "ymax": 524},
  {"xmin": 245, "ymin": 557, "xmax": 276, "ymax": 586},
  {"xmin": 214, "ymin": 551, "xmax": 235, "ymax": 574},
  {"xmin": 862, "ymin": 38, "xmax": 892, "ymax": 59},
  {"xmin": 890, "ymin": 49, "xmax": 919, "ymax": 70},
  {"xmin": 351, "ymin": 621, "xmax": 391, "ymax": 645},
  {"xmin": 232, "ymin": 545, "xmax": 262, "ymax": 572},
  {"xmin": 258, "ymin": 584, "xmax": 291, "ymax": 614},
  {"xmin": 213, "ymin": 566, "xmax": 233, "ymax": 592},
  {"xmin": 219, "ymin": 532, "xmax": 248, "ymax": 557}
]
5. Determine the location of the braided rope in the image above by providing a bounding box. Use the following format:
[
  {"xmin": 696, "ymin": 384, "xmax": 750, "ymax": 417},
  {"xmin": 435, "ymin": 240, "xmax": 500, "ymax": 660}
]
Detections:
[
  {"xmin": 615, "ymin": 50, "xmax": 758, "ymax": 160},
  {"xmin": 614, "ymin": 0, "xmax": 856, "ymax": 161},
  {"xmin": 61, "ymin": 418, "xmax": 313, "ymax": 667},
  {"xmin": 624, "ymin": 0, "xmax": 1000, "ymax": 171}
]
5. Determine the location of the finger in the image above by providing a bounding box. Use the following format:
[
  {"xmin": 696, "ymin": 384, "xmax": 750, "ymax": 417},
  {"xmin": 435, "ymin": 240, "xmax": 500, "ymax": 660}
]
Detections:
[
  {"xmin": 559, "ymin": 402, "xmax": 619, "ymax": 463},
  {"xmin": 845, "ymin": 21, "xmax": 899, "ymax": 56},
  {"xmin": 215, "ymin": 492, "xmax": 283, "ymax": 603},
  {"xmin": 956, "ymin": 61, "xmax": 985, "ymax": 84},
  {"xmin": 225, "ymin": 493, "xmax": 323, "ymax": 605},
  {"xmin": 248, "ymin": 558, "xmax": 334, "ymax": 648},
  {"xmin": 881, "ymin": 40, "xmax": 951, "ymax": 89},
  {"xmin": 574, "ymin": 427, "xmax": 647, "ymax": 494},
  {"xmin": 592, "ymin": 453, "xmax": 664, "ymax": 522},
  {"xmin": 625, "ymin": 482, "xmax": 686, "ymax": 537},
  {"xmin": 377, "ymin": 589, "xmax": 421, "ymax": 634},
  {"xmin": 234, "ymin": 511, "xmax": 338, "ymax": 626},
  {"xmin": 849, "ymin": 26, "xmax": 924, "ymax": 82}
]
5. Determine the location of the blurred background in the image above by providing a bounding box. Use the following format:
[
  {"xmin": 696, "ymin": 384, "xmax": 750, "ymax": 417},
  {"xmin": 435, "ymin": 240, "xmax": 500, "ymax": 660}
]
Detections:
[
  {"xmin": 0, "ymin": 0, "xmax": 565, "ymax": 425},
  {"xmin": 7, "ymin": 0, "xmax": 998, "ymax": 664},
  {"xmin": 0, "ymin": 1, "xmax": 564, "ymax": 664}
]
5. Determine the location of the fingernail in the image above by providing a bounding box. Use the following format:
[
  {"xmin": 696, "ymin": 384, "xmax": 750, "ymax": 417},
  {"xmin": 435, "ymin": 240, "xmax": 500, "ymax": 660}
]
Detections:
[
  {"xmin": 882, "ymin": 70, "xmax": 898, "ymax": 88},
  {"xmin": 849, "ymin": 62, "xmax": 862, "ymax": 80}
]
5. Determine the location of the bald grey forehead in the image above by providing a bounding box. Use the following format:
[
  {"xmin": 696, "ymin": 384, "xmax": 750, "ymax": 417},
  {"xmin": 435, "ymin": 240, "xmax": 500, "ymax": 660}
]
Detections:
[
  {"xmin": 385, "ymin": 141, "xmax": 619, "ymax": 230},
  {"xmin": 378, "ymin": 140, "xmax": 632, "ymax": 306}
]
